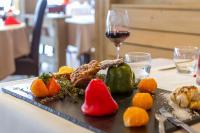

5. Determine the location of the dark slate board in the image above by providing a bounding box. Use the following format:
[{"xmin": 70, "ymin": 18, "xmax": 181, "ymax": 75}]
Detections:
[{"xmin": 1, "ymin": 85, "xmax": 200, "ymax": 133}]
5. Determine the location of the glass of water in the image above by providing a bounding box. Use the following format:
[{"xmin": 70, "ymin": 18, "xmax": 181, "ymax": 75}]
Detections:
[
  {"xmin": 173, "ymin": 46, "xmax": 199, "ymax": 74},
  {"xmin": 125, "ymin": 52, "xmax": 151, "ymax": 81}
]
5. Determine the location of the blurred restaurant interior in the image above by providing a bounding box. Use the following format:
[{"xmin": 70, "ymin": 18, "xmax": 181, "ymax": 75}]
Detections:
[{"xmin": 0, "ymin": 0, "xmax": 200, "ymax": 81}]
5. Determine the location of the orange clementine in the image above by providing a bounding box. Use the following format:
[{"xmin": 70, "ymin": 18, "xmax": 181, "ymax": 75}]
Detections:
[
  {"xmin": 31, "ymin": 79, "xmax": 49, "ymax": 97},
  {"xmin": 123, "ymin": 106, "xmax": 149, "ymax": 127},
  {"xmin": 137, "ymin": 78, "xmax": 157, "ymax": 93},
  {"xmin": 132, "ymin": 93, "xmax": 153, "ymax": 110}
]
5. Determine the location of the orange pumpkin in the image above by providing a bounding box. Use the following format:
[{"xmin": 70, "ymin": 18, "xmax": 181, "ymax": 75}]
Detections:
[
  {"xmin": 47, "ymin": 78, "xmax": 61, "ymax": 96},
  {"xmin": 31, "ymin": 79, "xmax": 49, "ymax": 97},
  {"xmin": 132, "ymin": 93, "xmax": 153, "ymax": 110},
  {"xmin": 31, "ymin": 77, "xmax": 61, "ymax": 97},
  {"xmin": 123, "ymin": 106, "xmax": 149, "ymax": 127},
  {"xmin": 137, "ymin": 78, "xmax": 157, "ymax": 93}
]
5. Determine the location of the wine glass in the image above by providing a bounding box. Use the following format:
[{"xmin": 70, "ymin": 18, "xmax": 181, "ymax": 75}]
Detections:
[{"xmin": 106, "ymin": 9, "xmax": 130, "ymax": 59}]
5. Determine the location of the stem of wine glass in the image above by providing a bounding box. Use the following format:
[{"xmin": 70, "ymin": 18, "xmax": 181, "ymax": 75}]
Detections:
[{"xmin": 116, "ymin": 45, "xmax": 120, "ymax": 59}]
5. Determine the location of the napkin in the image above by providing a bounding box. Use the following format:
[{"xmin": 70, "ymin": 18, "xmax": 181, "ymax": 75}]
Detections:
[{"xmin": 4, "ymin": 16, "xmax": 21, "ymax": 25}]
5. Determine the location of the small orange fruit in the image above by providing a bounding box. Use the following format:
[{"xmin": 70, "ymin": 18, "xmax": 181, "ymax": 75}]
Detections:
[
  {"xmin": 31, "ymin": 79, "xmax": 49, "ymax": 97},
  {"xmin": 123, "ymin": 106, "xmax": 149, "ymax": 127},
  {"xmin": 132, "ymin": 93, "xmax": 153, "ymax": 110},
  {"xmin": 137, "ymin": 78, "xmax": 157, "ymax": 93}
]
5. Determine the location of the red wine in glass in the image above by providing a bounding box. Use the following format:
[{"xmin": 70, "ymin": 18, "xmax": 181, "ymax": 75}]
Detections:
[
  {"xmin": 105, "ymin": 31, "xmax": 130, "ymax": 47},
  {"xmin": 106, "ymin": 9, "xmax": 129, "ymax": 59}
]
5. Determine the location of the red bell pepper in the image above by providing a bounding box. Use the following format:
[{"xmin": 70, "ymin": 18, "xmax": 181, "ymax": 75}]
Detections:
[{"xmin": 81, "ymin": 79, "xmax": 118, "ymax": 116}]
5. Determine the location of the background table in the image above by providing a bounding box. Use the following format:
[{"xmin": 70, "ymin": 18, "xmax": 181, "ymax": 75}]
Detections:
[
  {"xmin": 65, "ymin": 15, "xmax": 95, "ymax": 63},
  {"xmin": 0, "ymin": 58, "xmax": 199, "ymax": 133},
  {"xmin": 0, "ymin": 23, "xmax": 30, "ymax": 79}
]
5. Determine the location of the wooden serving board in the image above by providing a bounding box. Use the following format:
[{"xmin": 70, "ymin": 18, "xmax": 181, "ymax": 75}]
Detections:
[{"xmin": 1, "ymin": 85, "xmax": 200, "ymax": 133}]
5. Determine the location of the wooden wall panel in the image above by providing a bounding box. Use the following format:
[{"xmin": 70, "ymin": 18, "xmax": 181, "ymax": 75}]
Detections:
[
  {"xmin": 112, "ymin": 5, "xmax": 200, "ymax": 34},
  {"xmin": 106, "ymin": 42, "xmax": 173, "ymax": 59},
  {"xmin": 125, "ymin": 29, "xmax": 200, "ymax": 49},
  {"xmin": 106, "ymin": 29, "xmax": 200, "ymax": 59},
  {"xmin": 94, "ymin": 1, "xmax": 200, "ymax": 60},
  {"xmin": 113, "ymin": 0, "xmax": 200, "ymax": 5}
]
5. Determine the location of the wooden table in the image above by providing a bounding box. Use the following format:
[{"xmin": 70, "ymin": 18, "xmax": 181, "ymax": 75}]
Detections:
[
  {"xmin": 0, "ymin": 58, "xmax": 199, "ymax": 133},
  {"xmin": 65, "ymin": 15, "xmax": 95, "ymax": 64}
]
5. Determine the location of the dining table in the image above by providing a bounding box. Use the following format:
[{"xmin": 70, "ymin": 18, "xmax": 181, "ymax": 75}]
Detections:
[
  {"xmin": 0, "ymin": 22, "xmax": 30, "ymax": 79},
  {"xmin": 0, "ymin": 58, "xmax": 199, "ymax": 133},
  {"xmin": 65, "ymin": 15, "xmax": 95, "ymax": 61}
]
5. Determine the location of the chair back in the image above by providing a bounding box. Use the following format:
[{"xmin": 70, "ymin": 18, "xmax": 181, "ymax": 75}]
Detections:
[{"xmin": 30, "ymin": 0, "xmax": 47, "ymax": 61}]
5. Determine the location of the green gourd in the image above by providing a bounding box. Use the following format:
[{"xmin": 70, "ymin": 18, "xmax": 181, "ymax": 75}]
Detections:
[{"xmin": 106, "ymin": 63, "xmax": 135, "ymax": 94}]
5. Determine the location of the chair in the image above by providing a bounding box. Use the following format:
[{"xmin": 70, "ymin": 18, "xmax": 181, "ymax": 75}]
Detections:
[
  {"xmin": 80, "ymin": 53, "xmax": 91, "ymax": 65},
  {"xmin": 13, "ymin": 0, "xmax": 47, "ymax": 76},
  {"xmin": 66, "ymin": 45, "xmax": 91, "ymax": 65}
]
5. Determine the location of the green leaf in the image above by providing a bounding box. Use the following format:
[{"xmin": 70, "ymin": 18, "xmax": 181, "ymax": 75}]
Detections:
[{"xmin": 39, "ymin": 73, "xmax": 52, "ymax": 85}]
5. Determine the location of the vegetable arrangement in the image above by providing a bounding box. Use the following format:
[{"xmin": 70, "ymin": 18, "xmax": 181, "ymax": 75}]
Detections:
[{"xmin": 30, "ymin": 59, "xmax": 158, "ymax": 128}]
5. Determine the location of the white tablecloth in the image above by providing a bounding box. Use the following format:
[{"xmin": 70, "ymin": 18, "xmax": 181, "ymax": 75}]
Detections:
[
  {"xmin": 0, "ymin": 94, "xmax": 92, "ymax": 133},
  {"xmin": 65, "ymin": 15, "xmax": 95, "ymax": 55},
  {"xmin": 0, "ymin": 59, "xmax": 199, "ymax": 133},
  {"xmin": 0, "ymin": 23, "xmax": 30, "ymax": 79}
]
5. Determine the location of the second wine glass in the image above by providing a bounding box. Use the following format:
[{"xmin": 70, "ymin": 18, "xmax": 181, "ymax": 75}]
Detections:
[{"xmin": 105, "ymin": 9, "xmax": 130, "ymax": 59}]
